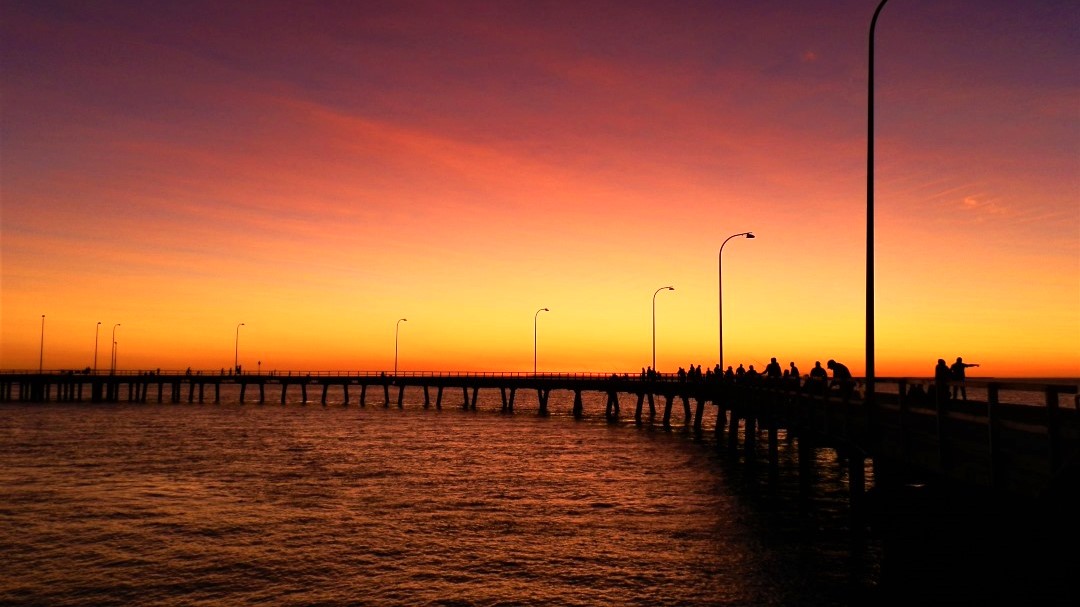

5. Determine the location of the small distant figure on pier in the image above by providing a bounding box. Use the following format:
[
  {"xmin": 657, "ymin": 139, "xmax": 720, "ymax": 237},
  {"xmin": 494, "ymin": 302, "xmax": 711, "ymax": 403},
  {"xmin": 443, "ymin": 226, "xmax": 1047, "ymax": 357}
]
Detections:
[
  {"xmin": 950, "ymin": 357, "xmax": 979, "ymax": 401},
  {"xmin": 788, "ymin": 361, "xmax": 800, "ymax": 378},
  {"xmin": 827, "ymin": 359, "xmax": 854, "ymax": 399}
]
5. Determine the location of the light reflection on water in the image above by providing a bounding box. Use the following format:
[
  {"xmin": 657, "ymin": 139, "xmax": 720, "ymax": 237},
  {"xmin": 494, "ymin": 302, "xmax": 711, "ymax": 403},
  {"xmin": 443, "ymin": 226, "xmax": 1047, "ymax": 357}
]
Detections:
[{"xmin": 0, "ymin": 390, "xmax": 882, "ymax": 606}]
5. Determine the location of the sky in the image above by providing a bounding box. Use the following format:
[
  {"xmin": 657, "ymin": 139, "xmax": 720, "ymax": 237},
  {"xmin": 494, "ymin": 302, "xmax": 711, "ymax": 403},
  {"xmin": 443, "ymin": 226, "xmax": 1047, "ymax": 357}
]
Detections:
[{"xmin": 2, "ymin": 0, "xmax": 1078, "ymax": 378}]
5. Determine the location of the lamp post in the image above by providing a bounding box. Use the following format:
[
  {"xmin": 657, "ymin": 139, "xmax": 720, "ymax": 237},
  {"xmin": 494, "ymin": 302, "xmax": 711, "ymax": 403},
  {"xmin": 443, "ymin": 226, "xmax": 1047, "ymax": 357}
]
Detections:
[
  {"xmin": 395, "ymin": 318, "xmax": 407, "ymax": 375},
  {"xmin": 867, "ymin": 0, "xmax": 889, "ymax": 402},
  {"xmin": 652, "ymin": 286, "xmax": 674, "ymax": 373},
  {"xmin": 534, "ymin": 307, "xmax": 549, "ymax": 375},
  {"xmin": 39, "ymin": 315, "xmax": 45, "ymax": 373},
  {"xmin": 718, "ymin": 231, "xmax": 755, "ymax": 372},
  {"xmin": 93, "ymin": 321, "xmax": 102, "ymax": 374},
  {"xmin": 234, "ymin": 322, "xmax": 245, "ymax": 374},
  {"xmin": 110, "ymin": 323, "xmax": 120, "ymax": 374}
]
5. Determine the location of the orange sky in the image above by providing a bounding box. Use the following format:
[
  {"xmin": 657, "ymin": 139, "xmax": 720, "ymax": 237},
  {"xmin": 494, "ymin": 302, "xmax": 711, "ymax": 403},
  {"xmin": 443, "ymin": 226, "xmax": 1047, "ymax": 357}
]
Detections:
[{"xmin": 2, "ymin": 0, "xmax": 1078, "ymax": 378}]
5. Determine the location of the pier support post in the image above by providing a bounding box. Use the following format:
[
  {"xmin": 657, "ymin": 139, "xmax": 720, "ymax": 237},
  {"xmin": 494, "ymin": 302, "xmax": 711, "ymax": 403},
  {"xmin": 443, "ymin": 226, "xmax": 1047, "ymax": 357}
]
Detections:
[
  {"xmin": 359, "ymin": 383, "xmax": 367, "ymax": 407},
  {"xmin": 259, "ymin": 382, "xmax": 265, "ymax": 404},
  {"xmin": 435, "ymin": 385, "xmax": 443, "ymax": 410},
  {"xmin": 281, "ymin": 384, "xmax": 288, "ymax": 404},
  {"xmin": 423, "ymin": 385, "xmax": 430, "ymax": 409},
  {"xmin": 635, "ymin": 393, "xmax": 645, "ymax": 425},
  {"xmin": 383, "ymin": 383, "xmax": 391, "ymax": 408},
  {"xmin": 744, "ymin": 415, "xmax": 757, "ymax": 458},
  {"xmin": 470, "ymin": 388, "xmax": 479, "ymax": 411},
  {"xmin": 662, "ymin": 394, "xmax": 674, "ymax": 429},
  {"xmin": 694, "ymin": 397, "xmax": 705, "ymax": 431},
  {"xmin": 537, "ymin": 388, "xmax": 550, "ymax": 416},
  {"xmin": 573, "ymin": 390, "xmax": 583, "ymax": 419},
  {"xmin": 728, "ymin": 412, "xmax": 740, "ymax": 451},
  {"xmin": 397, "ymin": 384, "xmax": 405, "ymax": 409},
  {"xmin": 322, "ymin": 384, "xmax": 329, "ymax": 406},
  {"xmin": 605, "ymin": 391, "xmax": 620, "ymax": 422},
  {"xmin": 343, "ymin": 384, "xmax": 349, "ymax": 406},
  {"xmin": 848, "ymin": 453, "xmax": 866, "ymax": 510}
]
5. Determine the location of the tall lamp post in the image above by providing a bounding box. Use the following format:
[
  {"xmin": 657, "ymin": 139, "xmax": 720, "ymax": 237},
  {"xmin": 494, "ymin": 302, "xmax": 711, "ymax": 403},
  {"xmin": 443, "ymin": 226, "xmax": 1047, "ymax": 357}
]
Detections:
[
  {"xmin": 652, "ymin": 286, "xmax": 674, "ymax": 373},
  {"xmin": 718, "ymin": 231, "xmax": 755, "ymax": 371},
  {"xmin": 234, "ymin": 322, "xmax": 245, "ymax": 373},
  {"xmin": 867, "ymin": 0, "xmax": 889, "ymax": 402},
  {"xmin": 395, "ymin": 318, "xmax": 407, "ymax": 375},
  {"xmin": 39, "ymin": 315, "xmax": 45, "ymax": 373},
  {"xmin": 93, "ymin": 321, "xmax": 102, "ymax": 374},
  {"xmin": 534, "ymin": 307, "xmax": 549, "ymax": 375},
  {"xmin": 110, "ymin": 323, "xmax": 120, "ymax": 374}
]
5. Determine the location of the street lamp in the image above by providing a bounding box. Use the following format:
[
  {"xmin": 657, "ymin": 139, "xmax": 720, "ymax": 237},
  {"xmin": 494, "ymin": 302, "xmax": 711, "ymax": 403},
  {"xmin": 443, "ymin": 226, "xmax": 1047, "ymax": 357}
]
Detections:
[
  {"xmin": 235, "ymin": 322, "xmax": 245, "ymax": 373},
  {"xmin": 39, "ymin": 315, "xmax": 45, "ymax": 373},
  {"xmin": 534, "ymin": 307, "xmax": 549, "ymax": 375},
  {"xmin": 652, "ymin": 286, "xmax": 674, "ymax": 374},
  {"xmin": 93, "ymin": 321, "xmax": 102, "ymax": 374},
  {"xmin": 867, "ymin": 0, "xmax": 889, "ymax": 402},
  {"xmin": 395, "ymin": 318, "xmax": 407, "ymax": 375},
  {"xmin": 110, "ymin": 323, "xmax": 120, "ymax": 374},
  {"xmin": 718, "ymin": 231, "xmax": 755, "ymax": 372}
]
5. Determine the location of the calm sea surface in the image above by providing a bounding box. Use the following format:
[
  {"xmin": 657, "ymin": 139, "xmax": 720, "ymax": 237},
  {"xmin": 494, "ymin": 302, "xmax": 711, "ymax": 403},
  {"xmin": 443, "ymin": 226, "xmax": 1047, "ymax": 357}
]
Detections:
[{"xmin": 0, "ymin": 386, "xmax": 921, "ymax": 606}]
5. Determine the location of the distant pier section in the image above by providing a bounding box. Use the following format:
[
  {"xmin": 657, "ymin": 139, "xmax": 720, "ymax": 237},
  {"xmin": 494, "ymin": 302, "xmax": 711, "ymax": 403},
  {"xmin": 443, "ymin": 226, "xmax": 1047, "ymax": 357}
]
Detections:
[{"xmin": 1, "ymin": 370, "xmax": 1078, "ymax": 508}]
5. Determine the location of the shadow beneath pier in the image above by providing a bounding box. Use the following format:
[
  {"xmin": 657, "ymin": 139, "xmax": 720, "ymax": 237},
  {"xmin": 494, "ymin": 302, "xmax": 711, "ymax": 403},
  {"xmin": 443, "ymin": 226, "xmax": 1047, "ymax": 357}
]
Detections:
[{"xmin": 864, "ymin": 479, "xmax": 1079, "ymax": 606}]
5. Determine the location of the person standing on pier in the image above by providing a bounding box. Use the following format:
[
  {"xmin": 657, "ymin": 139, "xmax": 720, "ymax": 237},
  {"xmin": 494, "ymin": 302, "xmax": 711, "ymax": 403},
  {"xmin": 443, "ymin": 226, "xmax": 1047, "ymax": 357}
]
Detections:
[
  {"xmin": 949, "ymin": 357, "xmax": 979, "ymax": 401},
  {"xmin": 763, "ymin": 357, "xmax": 782, "ymax": 382},
  {"xmin": 934, "ymin": 358, "xmax": 951, "ymax": 404}
]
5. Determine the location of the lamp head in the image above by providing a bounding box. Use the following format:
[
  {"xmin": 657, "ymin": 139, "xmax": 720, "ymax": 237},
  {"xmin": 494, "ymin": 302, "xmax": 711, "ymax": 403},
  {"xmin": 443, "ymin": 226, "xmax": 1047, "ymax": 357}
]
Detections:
[
  {"xmin": 542, "ymin": 308, "xmax": 549, "ymax": 311},
  {"xmin": 746, "ymin": 232, "xmax": 755, "ymax": 239}
]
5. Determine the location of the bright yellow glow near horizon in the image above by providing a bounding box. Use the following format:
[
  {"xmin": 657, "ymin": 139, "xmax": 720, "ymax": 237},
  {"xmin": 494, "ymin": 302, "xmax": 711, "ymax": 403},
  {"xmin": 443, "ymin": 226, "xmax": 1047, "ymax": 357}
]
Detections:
[{"xmin": 2, "ymin": 2, "xmax": 1078, "ymax": 379}]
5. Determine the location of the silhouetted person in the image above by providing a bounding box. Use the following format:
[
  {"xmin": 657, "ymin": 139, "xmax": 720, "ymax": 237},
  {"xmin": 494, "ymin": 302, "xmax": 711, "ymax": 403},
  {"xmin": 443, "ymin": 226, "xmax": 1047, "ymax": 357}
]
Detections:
[
  {"xmin": 827, "ymin": 359, "xmax": 853, "ymax": 399},
  {"xmin": 809, "ymin": 361, "xmax": 827, "ymax": 381},
  {"xmin": 789, "ymin": 361, "xmax": 800, "ymax": 378},
  {"xmin": 745, "ymin": 365, "xmax": 760, "ymax": 384},
  {"xmin": 764, "ymin": 357, "xmax": 782, "ymax": 381},
  {"xmin": 950, "ymin": 357, "xmax": 979, "ymax": 400},
  {"xmin": 724, "ymin": 366, "xmax": 735, "ymax": 381},
  {"xmin": 934, "ymin": 358, "xmax": 951, "ymax": 405},
  {"xmin": 735, "ymin": 364, "xmax": 745, "ymax": 382}
]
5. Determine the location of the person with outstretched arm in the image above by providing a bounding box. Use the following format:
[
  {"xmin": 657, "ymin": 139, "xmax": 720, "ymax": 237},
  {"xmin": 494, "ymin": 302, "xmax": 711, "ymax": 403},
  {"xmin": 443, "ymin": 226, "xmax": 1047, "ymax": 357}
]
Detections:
[{"xmin": 950, "ymin": 357, "xmax": 979, "ymax": 400}]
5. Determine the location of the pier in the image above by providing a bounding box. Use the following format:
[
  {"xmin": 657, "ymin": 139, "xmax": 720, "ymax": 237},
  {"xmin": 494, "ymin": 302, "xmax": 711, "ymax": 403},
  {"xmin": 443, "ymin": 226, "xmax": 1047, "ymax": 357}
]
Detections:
[{"xmin": 2, "ymin": 370, "xmax": 1077, "ymax": 507}]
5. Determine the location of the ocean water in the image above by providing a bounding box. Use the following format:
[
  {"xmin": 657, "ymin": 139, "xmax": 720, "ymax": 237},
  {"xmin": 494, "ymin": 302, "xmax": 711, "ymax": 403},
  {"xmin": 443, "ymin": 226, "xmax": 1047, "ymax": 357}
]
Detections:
[{"xmin": 0, "ymin": 386, "xmax": 885, "ymax": 607}]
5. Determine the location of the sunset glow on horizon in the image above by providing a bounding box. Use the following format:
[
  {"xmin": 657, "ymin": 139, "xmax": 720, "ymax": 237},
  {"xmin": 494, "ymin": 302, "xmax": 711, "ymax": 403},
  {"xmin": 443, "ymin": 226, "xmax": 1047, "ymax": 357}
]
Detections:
[{"xmin": 2, "ymin": 0, "xmax": 1078, "ymax": 378}]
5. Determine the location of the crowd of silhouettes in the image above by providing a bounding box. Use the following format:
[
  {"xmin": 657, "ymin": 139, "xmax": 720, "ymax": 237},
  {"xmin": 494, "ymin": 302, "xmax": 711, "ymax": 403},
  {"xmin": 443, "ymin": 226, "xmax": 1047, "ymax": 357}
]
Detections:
[
  {"xmin": 640, "ymin": 355, "xmax": 864, "ymax": 400},
  {"xmin": 642, "ymin": 354, "xmax": 983, "ymax": 407}
]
